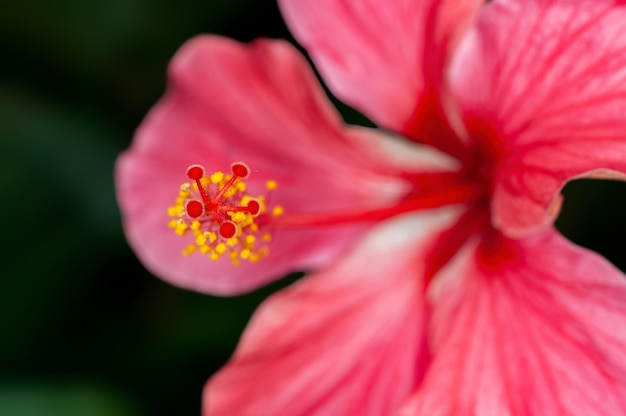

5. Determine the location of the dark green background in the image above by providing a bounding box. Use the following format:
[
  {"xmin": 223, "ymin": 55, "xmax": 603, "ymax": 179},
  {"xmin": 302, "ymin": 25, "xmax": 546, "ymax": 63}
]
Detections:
[{"xmin": 2, "ymin": 1, "xmax": 626, "ymax": 415}]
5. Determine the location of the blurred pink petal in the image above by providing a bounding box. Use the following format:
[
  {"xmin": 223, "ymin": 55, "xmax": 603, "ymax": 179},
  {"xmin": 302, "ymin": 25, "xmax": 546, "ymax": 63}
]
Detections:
[
  {"xmin": 204, "ymin": 210, "xmax": 459, "ymax": 415},
  {"xmin": 402, "ymin": 229, "xmax": 626, "ymax": 415},
  {"xmin": 451, "ymin": 0, "xmax": 626, "ymax": 236}
]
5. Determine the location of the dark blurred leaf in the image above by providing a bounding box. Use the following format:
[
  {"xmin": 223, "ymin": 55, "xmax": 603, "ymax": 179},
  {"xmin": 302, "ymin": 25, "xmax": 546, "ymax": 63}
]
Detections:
[{"xmin": 0, "ymin": 382, "xmax": 138, "ymax": 416}]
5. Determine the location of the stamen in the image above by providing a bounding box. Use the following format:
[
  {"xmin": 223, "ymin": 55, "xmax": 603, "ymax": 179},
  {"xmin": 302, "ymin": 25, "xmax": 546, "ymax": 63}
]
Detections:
[{"xmin": 167, "ymin": 162, "xmax": 278, "ymax": 266}]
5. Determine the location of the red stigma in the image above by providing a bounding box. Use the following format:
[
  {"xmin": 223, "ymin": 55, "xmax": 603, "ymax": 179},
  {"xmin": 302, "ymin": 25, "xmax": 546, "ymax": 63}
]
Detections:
[
  {"xmin": 247, "ymin": 199, "xmax": 261, "ymax": 216},
  {"xmin": 187, "ymin": 165, "xmax": 205, "ymax": 180},
  {"xmin": 231, "ymin": 162, "xmax": 250, "ymax": 178},
  {"xmin": 185, "ymin": 200, "xmax": 204, "ymax": 218},
  {"xmin": 219, "ymin": 221, "xmax": 237, "ymax": 239}
]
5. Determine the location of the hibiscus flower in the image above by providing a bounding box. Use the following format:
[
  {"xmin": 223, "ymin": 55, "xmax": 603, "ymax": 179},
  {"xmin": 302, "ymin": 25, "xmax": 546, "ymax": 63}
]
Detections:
[{"xmin": 115, "ymin": 0, "xmax": 626, "ymax": 414}]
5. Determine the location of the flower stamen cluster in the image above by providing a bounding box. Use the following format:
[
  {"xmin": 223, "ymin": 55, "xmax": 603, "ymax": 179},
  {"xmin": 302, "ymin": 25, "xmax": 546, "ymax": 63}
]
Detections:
[{"xmin": 167, "ymin": 162, "xmax": 281, "ymax": 266}]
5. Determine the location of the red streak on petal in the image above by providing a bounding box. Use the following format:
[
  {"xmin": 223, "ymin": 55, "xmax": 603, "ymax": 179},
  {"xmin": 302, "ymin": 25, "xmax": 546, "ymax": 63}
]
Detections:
[
  {"xmin": 261, "ymin": 181, "xmax": 484, "ymax": 228},
  {"xmin": 423, "ymin": 207, "xmax": 487, "ymax": 289},
  {"xmin": 476, "ymin": 229, "xmax": 522, "ymax": 272}
]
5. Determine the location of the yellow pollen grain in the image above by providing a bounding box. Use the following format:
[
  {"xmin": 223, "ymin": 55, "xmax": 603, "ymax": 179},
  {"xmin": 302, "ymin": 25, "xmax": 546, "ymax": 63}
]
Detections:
[
  {"xmin": 240, "ymin": 249, "xmax": 251, "ymax": 259},
  {"xmin": 215, "ymin": 243, "xmax": 227, "ymax": 254},
  {"xmin": 236, "ymin": 181, "xmax": 246, "ymax": 192},
  {"xmin": 245, "ymin": 235, "xmax": 256, "ymax": 245},
  {"xmin": 272, "ymin": 206, "xmax": 284, "ymax": 217},
  {"xmin": 210, "ymin": 171, "xmax": 224, "ymax": 184},
  {"xmin": 200, "ymin": 177, "xmax": 211, "ymax": 188},
  {"xmin": 205, "ymin": 231, "xmax": 217, "ymax": 243},
  {"xmin": 230, "ymin": 212, "xmax": 246, "ymax": 223},
  {"xmin": 250, "ymin": 223, "xmax": 259, "ymax": 233},
  {"xmin": 226, "ymin": 237, "xmax": 238, "ymax": 247},
  {"xmin": 174, "ymin": 222, "xmax": 188, "ymax": 236},
  {"xmin": 266, "ymin": 180, "xmax": 277, "ymax": 191},
  {"xmin": 168, "ymin": 220, "xmax": 178, "ymax": 229},
  {"xmin": 209, "ymin": 252, "xmax": 220, "ymax": 261},
  {"xmin": 195, "ymin": 233, "xmax": 207, "ymax": 246},
  {"xmin": 224, "ymin": 187, "xmax": 237, "ymax": 198},
  {"xmin": 182, "ymin": 244, "xmax": 196, "ymax": 256},
  {"xmin": 200, "ymin": 245, "xmax": 211, "ymax": 254},
  {"xmin": 167, "ymin": 206, "xmax": 178, "ymax": 217},
  {"xmin": 190, "ymin": 220, "xmax": 202, "ymax": 231},
  {"xmin": 262, "ymin": 233, "xmax": 272, "ymax": 242}
]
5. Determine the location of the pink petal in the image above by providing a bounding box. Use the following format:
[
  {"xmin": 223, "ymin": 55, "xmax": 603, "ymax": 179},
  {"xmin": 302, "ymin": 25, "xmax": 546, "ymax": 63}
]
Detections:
[
  {"xmin": 450, "ymin": 0, "xmax": 626, "ymax": 236},
  {"xmin": 115, "ymin": 35, "xmax": 453, "ymax": 295},
  {"xmin": 203, "ymin": 209, "xmax": 461, "ymax": 415},
  {"xmin": 402, "ymin": 228, "xmax": 626, "ymax": 415},
  {"xmin": 279, "ymin": 0, "xmax": 482, "ymax": 140}
]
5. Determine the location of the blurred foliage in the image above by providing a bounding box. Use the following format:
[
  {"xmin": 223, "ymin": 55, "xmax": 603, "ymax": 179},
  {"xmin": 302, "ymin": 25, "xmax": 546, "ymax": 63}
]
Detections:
[{"xmin": 1, "ymin": 0, "xmax": 626, "ymax": 415}]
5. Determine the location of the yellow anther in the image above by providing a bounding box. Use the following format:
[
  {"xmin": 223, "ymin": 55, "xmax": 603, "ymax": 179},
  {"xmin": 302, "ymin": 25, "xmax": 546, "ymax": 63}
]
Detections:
[
  {"xmin": 168, "ymin": 219, "xmax": 178, "ymax": 228},
  {"xmin": 209, "ymin": 251, "xmax": 220, "ymax": 261},
  {"xmin": 200, "ymin": 245, "xmax": 211, "ymax": 254},
  {"xmin": 205, "ymin": 232, "xmax": 217, "ymax": 243},
  {"xmin": 245, "ymin": 235, "xmax": 256, "ymax": 245},
  {"xmin": 195, "ymin": 233, "xmax": 207, "ymax": 246},
  {"xmin": 182, "ymin": 244, "xmax": 196, "ymax": 256},
  {"xmin": 226, "ymin": 237, "xmax": 238, "ymax": 247},
  {"xmin": 266, "ymin": 180, "xmax": 277, "ymax": 190},
  {"xmin": 190, "ymin": 220, "xmax": 202, "ymax": 231},
  {"xmin": 240, "ymin": 249, "xmax": 251, "ymax": 259},
  {"xmin": 250, "ymin": 223, "xmax": 259, "ymax": 233},
  {"xmin": 262, "ymin": 233, "xmax": 272, "ymax": 242},
  {"xmin": 175, "ymin": 221, "xmax": 188, "ymax": 236},
  {"xmin": 167, "ymin": 206, "xmax": 178, "ymax": 217},
  {"xmin": 236, "ymin": 181, "xmax": 246, "ymax": 192},
  {"xmin": 224, "ymin": 186, "xmax": 238, "ymax": 198},
  {"xmin": 230, "ymin": 212, "xmax": 246, "ymax": 223},
  {"xmin": 272, "ymin": 206, "xmax": 284, "ymax": 217},
  {"xmin": 215, "ymin": 243, "xmax": 227, "ymax": 254},
  {"xmin": 210, "ymin": 171, "xmax": 224, "ymax": 184}
]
